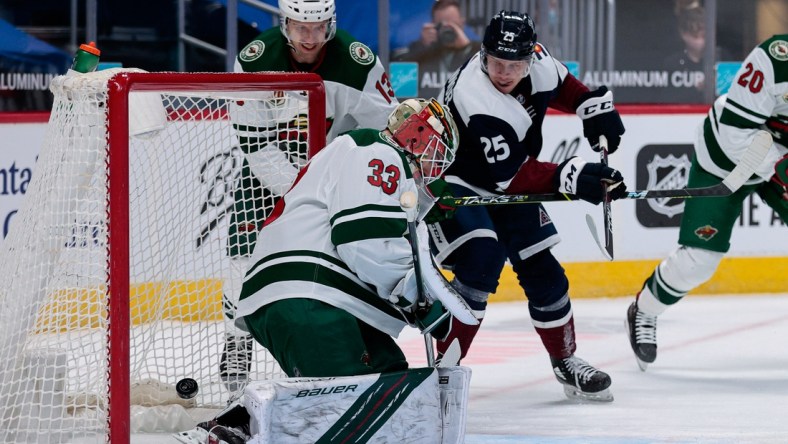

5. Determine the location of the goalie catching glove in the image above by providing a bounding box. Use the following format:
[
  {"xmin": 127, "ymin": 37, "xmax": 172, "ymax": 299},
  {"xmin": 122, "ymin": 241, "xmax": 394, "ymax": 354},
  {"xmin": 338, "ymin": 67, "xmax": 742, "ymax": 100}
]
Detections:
[
  {"xmin": 555, "ymin": 156, "xmax": 627, "ymax": 204},
  {"xmin": 576, "ymin": 86, "xmax": 625, "ymax": 153}
]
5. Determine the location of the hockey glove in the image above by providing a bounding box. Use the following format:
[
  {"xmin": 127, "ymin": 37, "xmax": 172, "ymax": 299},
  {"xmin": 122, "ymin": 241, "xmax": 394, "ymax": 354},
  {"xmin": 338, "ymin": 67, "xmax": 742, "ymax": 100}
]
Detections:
[
  {"xmin": 423, "ymin": 178, "xmax": 457, "ymax": 224},
  {"xmin": 772, "ymin": 153, "xmax": 788, "ymax": 201},
  {"xmin": 555, "ymin": 156, "xmax": 627, "ymax": 205},
  {"xmin": 576, "ymin": 86, "xmax": 625, "ymax": 153}
]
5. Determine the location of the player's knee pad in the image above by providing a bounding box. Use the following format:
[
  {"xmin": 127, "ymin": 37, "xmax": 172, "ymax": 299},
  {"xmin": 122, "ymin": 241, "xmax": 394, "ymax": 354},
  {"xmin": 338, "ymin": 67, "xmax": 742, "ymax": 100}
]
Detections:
[
  {"xmin": 451, "ymin": 237, "xmax": 506, "ymax": 294},
  {"xmin": 512, "ymin": 249, "xmax": 569, "ymax": 307},
  {"xmin": 657, "ymin": 245, "xmax": 724, "ymax": 293},
  {"xmin": 451, "ymin": 278, "xmax": 489, "ymax": 314}
]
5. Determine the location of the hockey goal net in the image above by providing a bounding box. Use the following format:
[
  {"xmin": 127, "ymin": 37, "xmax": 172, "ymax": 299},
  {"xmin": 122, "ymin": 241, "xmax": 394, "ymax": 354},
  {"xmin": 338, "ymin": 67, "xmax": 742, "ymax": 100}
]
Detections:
[{"xmin": 0, "ymin": 70, "xmax": 326, "ymax": 443}]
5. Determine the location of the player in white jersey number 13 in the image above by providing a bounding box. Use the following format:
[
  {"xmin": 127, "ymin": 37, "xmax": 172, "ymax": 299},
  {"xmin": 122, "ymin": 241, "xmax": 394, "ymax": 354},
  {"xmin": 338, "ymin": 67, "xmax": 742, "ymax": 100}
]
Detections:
[
  {"xmin": 219, "ymin": 0, "xmax": 399, "ymax": 394},
  {"xmin": 627, "ymin": 35, "xmax": 788, "ymax": 371}
]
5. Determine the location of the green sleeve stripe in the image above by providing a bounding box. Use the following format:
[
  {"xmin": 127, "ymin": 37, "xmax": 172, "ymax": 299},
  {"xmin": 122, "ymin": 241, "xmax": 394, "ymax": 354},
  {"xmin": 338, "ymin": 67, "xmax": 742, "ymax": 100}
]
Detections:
[
  {"xmin": 702, "ymin": 118, "xmax": 759, "ymax": 181},
  {"xmin": 329, "ymin": 204, "xmax": 404, "ymax": 226},
  {"xmin": 702, "ymin": 118, "xmax": 737, "ymax": 171},
  {"xmin": 723, "ymin": 98, "xmax": 769, "ymax": 123},
  {"xmin": 243, "ymin": 261, "xmax": 401, "ymax": 318},
  {"xmin": 718, "ymin": 108, "xmax": 761, "ymax": 130},
  {"xmin": 331, "ymin": 217, "xmax": 408, "ymax": 246}
]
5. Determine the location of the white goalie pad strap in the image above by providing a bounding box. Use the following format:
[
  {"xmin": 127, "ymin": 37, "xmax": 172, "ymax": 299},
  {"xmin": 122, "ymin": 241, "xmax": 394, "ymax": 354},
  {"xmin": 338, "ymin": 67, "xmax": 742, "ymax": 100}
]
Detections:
[
  {"xmin": 243, "ymin": 368, "xmax": 443, "ymax": 444},
  {"xmin": 245, "ymin": 142, "xmax": 301, "ymax": 195},
  {"xmin": 557, "ymin": 156, "xmax": 586, "ymax": 195},
  {"xmin": 415, "ymin": 222, "xmax": 479, "ymax": 326},
  {"xmin": 437, "ymin": 366, "xmax": 472, "ymax": 444}
]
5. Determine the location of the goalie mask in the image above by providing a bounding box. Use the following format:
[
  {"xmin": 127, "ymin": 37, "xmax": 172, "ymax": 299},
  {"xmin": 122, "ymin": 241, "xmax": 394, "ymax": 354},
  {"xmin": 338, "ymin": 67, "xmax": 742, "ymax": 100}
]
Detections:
[
  {"xmin": 279, "ymin": 0, "xmax": 337, "ymax": 44},
  {"xmin": 480, "ymin": 10, "xmax": 536, "ymax": 77},
  {"xmin": 387, "ymin": 98, "xmax": 459, "ymax": 190}
]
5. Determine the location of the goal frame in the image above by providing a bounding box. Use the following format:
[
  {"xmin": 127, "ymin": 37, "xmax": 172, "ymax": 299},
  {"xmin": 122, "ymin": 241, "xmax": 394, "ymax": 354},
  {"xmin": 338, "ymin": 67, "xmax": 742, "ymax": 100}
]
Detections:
[{"xmin": 105, "ymin": 72, "xmax": 325, "ymax": 442}]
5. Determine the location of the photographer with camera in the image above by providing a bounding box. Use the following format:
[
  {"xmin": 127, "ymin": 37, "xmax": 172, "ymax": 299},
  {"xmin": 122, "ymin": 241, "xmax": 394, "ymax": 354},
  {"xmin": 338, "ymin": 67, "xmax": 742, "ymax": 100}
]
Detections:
[{"xmin": 393, "ymin": 0, "xmax": 481, "ymax": 97}]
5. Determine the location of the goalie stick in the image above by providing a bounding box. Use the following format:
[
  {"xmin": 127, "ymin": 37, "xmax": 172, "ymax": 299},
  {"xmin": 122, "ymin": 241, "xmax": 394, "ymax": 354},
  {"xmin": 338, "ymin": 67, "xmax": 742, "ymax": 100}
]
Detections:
[
  {"xmin": 400, "ymin": 191, "xmax": 440, "ymax": 367},
  {"xmin": 439, "ymin": 130, "xmax": 773, "ymax": 207}
]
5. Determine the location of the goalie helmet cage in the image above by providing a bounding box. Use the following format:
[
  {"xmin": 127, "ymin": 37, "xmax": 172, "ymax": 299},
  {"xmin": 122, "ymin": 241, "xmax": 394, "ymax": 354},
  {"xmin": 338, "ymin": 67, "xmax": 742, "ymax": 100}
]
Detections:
[{"xmin": 0, "ymin": 70, "xmax": 326, "ymax": 443}]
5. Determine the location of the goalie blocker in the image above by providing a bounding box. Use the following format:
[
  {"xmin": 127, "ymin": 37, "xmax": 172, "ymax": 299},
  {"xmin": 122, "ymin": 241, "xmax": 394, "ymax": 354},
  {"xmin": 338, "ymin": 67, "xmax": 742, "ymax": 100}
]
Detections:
[{"xmin": 174, "ymin": 366, "xmax": 471, "ymax": 444}]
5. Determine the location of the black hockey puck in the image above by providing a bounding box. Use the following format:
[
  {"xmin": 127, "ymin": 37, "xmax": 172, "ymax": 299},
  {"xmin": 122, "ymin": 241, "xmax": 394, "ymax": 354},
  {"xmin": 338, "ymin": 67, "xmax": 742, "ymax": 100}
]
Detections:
[{"xmin": 176, "ymin": 378, "xmax": 199, "ymax": 400}]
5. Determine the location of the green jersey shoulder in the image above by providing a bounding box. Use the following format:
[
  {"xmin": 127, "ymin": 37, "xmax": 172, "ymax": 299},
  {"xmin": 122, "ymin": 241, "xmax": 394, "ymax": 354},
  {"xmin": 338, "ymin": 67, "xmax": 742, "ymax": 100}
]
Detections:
[
  {"xmin": 237, "ymin": 27, "xmax": 291, "ymax": 71},
  {"xmin": 344, "ymin": 128, "xmax": 414, "ymax": 179},
  {"xmin": 237, "ymin": 28, "xmax": 379, "ymax": 91},
  {"xmin": 758, "ymin": 34, "xmax": 788, "ymax": 82}
]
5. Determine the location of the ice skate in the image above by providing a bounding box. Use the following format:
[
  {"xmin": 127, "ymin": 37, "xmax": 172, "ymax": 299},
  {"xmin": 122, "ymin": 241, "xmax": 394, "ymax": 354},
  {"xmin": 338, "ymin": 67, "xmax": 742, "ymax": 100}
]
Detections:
[
  {"xmin": 219, "ymin": 333, "xmax": 254, "ymax": 392},
  {"xmin": 550, "ymin": 355, "xmax": 613, "ymax": 402},
  {"xmin": 626, "ymin": 301, "xmax": 657, "ymax": 371}
]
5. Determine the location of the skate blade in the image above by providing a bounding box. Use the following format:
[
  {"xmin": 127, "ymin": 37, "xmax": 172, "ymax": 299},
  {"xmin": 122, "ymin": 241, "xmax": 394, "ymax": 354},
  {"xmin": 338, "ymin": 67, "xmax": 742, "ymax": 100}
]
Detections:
[
  {"xmin": 624, "ymin": 318, "xmax": 652, "ymax": 372},
  {"xmin": 562, "ymin": 385, "xmax": 614, "ymax": 403},
  {"xmin": 635, "ymin": 357, "xmax": 649, "ymax": 372}
]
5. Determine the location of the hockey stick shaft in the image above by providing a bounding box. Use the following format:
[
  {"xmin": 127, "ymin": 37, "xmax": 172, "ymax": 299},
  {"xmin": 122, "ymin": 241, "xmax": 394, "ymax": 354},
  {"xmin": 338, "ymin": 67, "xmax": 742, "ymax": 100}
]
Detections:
[
  {"xmin": 599, "ymin": 135, "xmax": 614, "ymax": 260},
  {"xmin": 438, "ymin": 184, "xmax": 733, "ymax": 206},
  {"xmin": 440, "ymin": 130, "xmax": 773, "ymax": 207},
  {"xmin": 400, "ymin": 191, "xmax": 437, "ymax": 367}
]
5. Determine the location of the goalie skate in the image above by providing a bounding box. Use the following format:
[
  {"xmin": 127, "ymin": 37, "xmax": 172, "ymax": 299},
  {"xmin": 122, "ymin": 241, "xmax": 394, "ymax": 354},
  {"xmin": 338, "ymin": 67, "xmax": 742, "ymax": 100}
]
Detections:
[
  {"xmin": 219, "ymin": 334, "xmax": 254, "ymax": 393},
  {"xmin": 551, "ymin": 355, "xmax": 613, "ymax": 402}
]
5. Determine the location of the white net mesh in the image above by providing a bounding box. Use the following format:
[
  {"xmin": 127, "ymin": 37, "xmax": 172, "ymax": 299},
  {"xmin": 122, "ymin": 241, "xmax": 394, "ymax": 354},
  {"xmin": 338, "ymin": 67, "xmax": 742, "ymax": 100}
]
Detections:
[{"xmin": 0, "ymin": 69, "xmax": 324, "ymax": 443}]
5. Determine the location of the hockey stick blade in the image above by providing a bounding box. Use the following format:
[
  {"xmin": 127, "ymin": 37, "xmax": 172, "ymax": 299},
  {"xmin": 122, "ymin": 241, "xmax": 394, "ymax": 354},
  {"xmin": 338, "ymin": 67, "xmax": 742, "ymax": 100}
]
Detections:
[
  {"xmin": 585, "ymin": 214, "xmax": 613, "ymax": 261},
  {"xmin": 441, "ymin": 130, "xmax": 772, "ymax": 207},
  {"xmin": 721, "ymin": 130, "xmax": 772, "ymax": 192},
  {"xmin": 436, "ymin": 339, "xmax": 462, "ymax": 368}
]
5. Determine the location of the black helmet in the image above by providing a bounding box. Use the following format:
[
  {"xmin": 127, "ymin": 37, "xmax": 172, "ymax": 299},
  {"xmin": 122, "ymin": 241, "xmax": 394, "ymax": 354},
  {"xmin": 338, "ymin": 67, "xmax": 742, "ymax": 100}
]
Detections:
[{"xmin": 481, "ymin": 10, "xmax": 537, "ymax": 62}]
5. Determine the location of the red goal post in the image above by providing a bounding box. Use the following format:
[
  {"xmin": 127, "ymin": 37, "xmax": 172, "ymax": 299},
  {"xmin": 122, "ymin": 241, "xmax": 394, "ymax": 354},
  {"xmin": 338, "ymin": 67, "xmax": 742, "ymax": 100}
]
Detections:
[{"xmin": 0, "ymin": 70, "xmax": 325, "ymax": 443}]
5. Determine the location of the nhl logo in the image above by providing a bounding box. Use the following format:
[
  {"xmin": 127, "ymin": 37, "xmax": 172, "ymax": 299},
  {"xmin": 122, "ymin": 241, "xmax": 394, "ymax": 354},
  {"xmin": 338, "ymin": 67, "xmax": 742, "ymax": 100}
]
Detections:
[{"xmin": 645, "ymin": 154, "xmax": 691, "ymax": 218}]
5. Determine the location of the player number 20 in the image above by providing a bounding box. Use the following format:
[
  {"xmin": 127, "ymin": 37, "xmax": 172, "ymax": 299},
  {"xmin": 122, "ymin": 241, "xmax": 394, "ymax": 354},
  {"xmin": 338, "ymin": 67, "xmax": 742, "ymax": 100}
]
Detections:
[{"xmin": 736, "ymin": 62, "xmax": 764, "ymax": 93}]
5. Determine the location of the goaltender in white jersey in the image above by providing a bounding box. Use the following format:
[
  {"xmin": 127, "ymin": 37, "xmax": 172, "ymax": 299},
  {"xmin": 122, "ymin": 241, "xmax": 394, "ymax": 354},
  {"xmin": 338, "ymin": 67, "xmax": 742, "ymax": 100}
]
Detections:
[{"xmin": 175, "ymin": 99, "xmax": 477, "ymax": 444}]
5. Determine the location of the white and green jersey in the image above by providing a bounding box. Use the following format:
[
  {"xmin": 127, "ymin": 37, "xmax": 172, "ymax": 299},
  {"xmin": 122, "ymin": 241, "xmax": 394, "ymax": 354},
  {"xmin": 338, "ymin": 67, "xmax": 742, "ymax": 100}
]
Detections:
[
  {"xmin": 698, "ymin": 34, "xmax": 788, "ymax": 183},
  {"xmin": 235, "ymin": 27, "xmax": 398, "ymax": 142},
  {"xmin": 235, "ymin": 129, "xmax": 418, "ymax": 337}
]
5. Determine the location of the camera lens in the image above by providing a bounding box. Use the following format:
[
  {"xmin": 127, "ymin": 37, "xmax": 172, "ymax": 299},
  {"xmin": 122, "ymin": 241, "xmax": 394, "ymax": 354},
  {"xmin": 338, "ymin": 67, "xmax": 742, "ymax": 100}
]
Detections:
[{"xmin": 437, "ymin": 24, "xmax": 457, "ymax": 46}]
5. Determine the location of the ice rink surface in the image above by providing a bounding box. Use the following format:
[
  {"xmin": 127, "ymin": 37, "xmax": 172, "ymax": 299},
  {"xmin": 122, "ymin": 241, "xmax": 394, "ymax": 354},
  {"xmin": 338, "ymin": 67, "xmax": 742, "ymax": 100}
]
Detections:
[
  {"xmin": 397, "ymin": 293, "xmax": 788, "ymax": 444},
  {"xmin": 131, "ymin": 293, "xmax": 787, "ymax": 443}
]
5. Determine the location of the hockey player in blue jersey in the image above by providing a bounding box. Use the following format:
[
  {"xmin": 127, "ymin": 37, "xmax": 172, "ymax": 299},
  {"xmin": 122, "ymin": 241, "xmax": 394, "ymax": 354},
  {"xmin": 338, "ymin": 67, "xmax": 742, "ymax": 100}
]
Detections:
[{"xmin": 429, "ymin": 10, "xmax": 627, "ymax": 401}]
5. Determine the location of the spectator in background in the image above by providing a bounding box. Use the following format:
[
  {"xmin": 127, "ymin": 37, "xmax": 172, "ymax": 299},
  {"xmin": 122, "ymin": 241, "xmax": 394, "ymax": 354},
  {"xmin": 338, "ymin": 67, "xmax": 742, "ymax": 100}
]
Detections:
[
  {"xmin": 393, "ymin": 0, "xmax": 481, "ymax": 98},
  {"xmin": 661, "ymin": 1, "xmax": 707, "ymax": 103}
]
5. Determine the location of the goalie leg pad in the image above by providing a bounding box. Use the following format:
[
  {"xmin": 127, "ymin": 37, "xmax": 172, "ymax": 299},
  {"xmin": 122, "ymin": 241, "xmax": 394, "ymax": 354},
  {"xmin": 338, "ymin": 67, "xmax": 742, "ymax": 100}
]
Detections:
[{"xmin": 242, "ymin": 368, "xmax": 444, "ymax": 444}]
